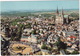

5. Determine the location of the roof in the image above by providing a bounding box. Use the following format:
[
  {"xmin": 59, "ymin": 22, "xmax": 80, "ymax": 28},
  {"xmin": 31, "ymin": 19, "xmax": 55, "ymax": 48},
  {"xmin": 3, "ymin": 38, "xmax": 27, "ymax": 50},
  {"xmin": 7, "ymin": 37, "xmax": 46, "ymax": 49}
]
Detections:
[
  {"xmin": 41, "ymin": 49, "xmax": 49, "ymax": 52},
  {"xmin": 23, "ymin": 29, "xmax": 32, "ymax": 32},
  {"xmin": 64, "ymin": 15, "xmax": 68, "ymax": 18},
  {"xmin": 31, "ymin": 34, "xmax": 37, "ymax": 38},
  {"xmin": 66, "ymin": 31, "xmax": 76, "ymax": 35},
  {"xmin": 67, "ymin": 48, "xmax": 75, "ymax": 50},
  {"xmin": 69, "ymin": 36, "xmax": 76, "ymax": 38}
]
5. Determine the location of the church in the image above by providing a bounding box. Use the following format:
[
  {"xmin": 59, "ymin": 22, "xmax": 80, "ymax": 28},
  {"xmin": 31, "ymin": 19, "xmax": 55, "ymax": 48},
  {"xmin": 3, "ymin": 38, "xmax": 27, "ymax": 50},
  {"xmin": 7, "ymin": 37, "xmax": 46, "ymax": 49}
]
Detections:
[{"xmin": 55, "ymin": 7, "xmax": 69, "ymax": 24}]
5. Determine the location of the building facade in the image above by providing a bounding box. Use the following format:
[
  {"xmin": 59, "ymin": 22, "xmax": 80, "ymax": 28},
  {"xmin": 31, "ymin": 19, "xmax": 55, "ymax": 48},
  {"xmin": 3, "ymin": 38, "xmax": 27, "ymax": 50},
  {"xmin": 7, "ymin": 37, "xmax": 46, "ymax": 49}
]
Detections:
[{"xmin": 55, "ymin": 7, "xmax": 69, "ymax": 24}]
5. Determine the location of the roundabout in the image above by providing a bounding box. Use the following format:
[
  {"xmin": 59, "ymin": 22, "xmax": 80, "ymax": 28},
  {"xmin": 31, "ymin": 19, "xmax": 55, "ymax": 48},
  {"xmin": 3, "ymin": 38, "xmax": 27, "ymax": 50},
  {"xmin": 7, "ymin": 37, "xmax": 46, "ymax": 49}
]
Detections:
[{"xmin": 9, "ymin": 42, "xmax": 33, "ymax": 55}]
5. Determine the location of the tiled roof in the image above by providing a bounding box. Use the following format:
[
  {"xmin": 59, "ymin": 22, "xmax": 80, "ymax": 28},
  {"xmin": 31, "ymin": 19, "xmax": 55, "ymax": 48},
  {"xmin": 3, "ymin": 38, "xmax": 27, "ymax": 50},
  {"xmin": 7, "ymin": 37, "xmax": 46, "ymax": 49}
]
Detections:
[{"xmin": 64, "ymin": 15, "xmax": 68, "ymax": 18}]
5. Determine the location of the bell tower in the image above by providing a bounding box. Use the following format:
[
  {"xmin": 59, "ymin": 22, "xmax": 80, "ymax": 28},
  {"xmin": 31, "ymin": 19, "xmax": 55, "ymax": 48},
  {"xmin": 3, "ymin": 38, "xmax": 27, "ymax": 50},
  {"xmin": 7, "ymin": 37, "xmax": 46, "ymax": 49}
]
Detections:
[
  {"xmin": 61, "ymin": 8, "xmax": 64, "ymax": 24},
  {"xmin": 56, "ymin": 6, "xmax": 59, "ymax": 15}
]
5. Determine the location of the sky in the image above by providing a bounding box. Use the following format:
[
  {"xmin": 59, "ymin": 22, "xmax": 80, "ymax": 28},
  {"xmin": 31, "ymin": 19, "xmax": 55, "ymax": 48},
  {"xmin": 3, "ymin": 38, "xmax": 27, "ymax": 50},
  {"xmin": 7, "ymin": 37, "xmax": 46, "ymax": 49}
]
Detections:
[{"xmin": 1, "ymin": 1, "xmax": 79, "ymax": 12}]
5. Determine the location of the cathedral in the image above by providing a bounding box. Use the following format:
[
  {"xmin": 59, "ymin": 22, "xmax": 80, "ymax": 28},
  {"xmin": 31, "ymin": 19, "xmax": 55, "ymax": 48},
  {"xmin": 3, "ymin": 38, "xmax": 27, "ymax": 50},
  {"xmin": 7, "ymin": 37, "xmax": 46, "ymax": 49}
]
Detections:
[{"xmin": 55, "ymin": 7, "xmax": 69, "ymax": 24}]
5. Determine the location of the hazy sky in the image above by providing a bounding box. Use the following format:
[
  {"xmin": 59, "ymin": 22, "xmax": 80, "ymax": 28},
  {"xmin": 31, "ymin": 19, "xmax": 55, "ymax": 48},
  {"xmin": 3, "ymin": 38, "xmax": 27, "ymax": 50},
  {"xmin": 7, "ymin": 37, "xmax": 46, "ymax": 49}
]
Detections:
[{"xmin": 1, "ymin": 1, "xmax": 79, "ymax": 12}]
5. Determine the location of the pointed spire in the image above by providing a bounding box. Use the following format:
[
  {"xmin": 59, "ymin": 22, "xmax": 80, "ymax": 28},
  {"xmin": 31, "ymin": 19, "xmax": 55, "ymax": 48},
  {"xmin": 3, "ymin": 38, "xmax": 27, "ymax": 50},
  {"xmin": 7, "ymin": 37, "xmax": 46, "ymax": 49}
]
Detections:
[
  {"xmin": 61, "ymin": 7, "xmax": 64, "ymax": 15},
  {"xmin": 56, "ymin": 6, "xmax": 59, "ymax": 15}
]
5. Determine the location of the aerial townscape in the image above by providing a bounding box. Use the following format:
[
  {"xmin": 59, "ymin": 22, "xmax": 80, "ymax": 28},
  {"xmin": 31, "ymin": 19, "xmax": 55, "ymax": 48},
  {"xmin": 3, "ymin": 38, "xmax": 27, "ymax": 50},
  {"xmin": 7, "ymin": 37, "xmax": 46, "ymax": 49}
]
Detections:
[{"xmin": 0, "ymin": 1, "xmax": 79, "ymax": 56}]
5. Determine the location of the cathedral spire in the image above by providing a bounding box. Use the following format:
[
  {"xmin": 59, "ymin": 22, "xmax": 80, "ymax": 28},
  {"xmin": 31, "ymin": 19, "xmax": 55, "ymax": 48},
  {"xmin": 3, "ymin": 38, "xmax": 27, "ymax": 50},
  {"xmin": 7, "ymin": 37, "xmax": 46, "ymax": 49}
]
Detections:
[
  {"xmin": 61, "ymin": 7, "xmax": 64, "ymax": 15},
  {"xmin": 56, "ymin": 6, "xmax": 59, "ymax": 15}
]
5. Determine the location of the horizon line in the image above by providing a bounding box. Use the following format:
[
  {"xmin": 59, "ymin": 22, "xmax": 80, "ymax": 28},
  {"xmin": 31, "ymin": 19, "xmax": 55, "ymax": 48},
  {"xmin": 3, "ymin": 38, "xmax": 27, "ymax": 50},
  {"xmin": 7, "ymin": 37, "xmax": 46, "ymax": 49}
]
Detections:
[{"xmin": 1, "ymin": 8, "xmax": 79, "ymax": 12}]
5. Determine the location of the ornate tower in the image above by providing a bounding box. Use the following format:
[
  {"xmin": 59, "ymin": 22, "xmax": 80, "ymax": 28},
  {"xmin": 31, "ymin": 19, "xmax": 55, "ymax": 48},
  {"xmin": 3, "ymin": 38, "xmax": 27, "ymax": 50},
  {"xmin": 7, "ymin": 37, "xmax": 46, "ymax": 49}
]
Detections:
[
  {"xmin": 61, "ymin": 8, "xmax": 64, "ymax": 24},
  {"xmin": 61, "ymin": 7, "xmax": 64, "ymax": 15},
  {"xmin": 55, "ymin": 6, "xmax": 60, "ymax": 24},
  {"xmin": 55, "ymin": 7, "xmax": 64, "ymax": 24},
  {"xmin": 56, "ymin": 6, "xmax": 59, "ymax": 15}
]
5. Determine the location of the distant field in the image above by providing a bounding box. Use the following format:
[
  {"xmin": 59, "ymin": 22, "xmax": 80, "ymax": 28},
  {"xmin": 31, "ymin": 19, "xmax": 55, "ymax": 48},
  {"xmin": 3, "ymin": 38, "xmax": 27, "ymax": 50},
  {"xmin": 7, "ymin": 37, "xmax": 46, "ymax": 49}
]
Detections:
[
  {"xmin": 1, "ymin": 9, "xmax": 79, "ymax": 20},
  {"xmin": 1, "ymin": 9, "xmax": 79, "ymax": 16}
]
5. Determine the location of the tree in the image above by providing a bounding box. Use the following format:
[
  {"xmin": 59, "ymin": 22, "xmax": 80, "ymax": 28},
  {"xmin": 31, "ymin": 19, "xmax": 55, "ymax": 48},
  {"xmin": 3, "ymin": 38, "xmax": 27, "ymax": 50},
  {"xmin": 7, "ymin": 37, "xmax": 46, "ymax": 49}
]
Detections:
[
  {"xmin": 26, "ymin": 23, "xmax": 31, "ymax": 28},
  {"xmin": 70, "ymin": 13, "xmax": 79, "ymax": 18},
  {"xmin": 5, "ymin": 25, "xmax": 11, "ymax": 38},
  {"xmin": 47, "ymin": 47, "xmax": 52, "ymax": 51},
  {"xmin": 10, "ymin": 27, "xmax": 18, "ymax": 41},
  {"xmin": 41, "ymin": 44, "xmax": 47, "ymax": 49},
  {"xmin": 31, "ymin": 29, "xmax": 36, "ymax": 34},
  {"xmin": 71, "ymin": 51, "xmax": 79, "ymax": 54},
  {"xmin": 15, "ymin": 24, "xmax": 23, "ymax": 41},
  {"xmin": 56, "ymin": 38, "xmax": 67, "ymax": 51},
  {"xmin": 70, "ymin": 13, "xmax": 79, "ymax": 20}
]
